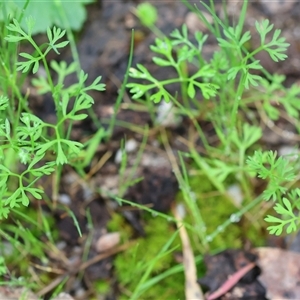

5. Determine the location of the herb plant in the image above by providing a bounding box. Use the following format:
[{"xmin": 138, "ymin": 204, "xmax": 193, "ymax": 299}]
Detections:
[
  {"xmin": 247, "ymin": 150, "xmax": 300, "ymax": 235},
  {"xmin": 128, "ymin": 0, "xmax": 299, "ymax": 240},
  {"xmin": 1, "ymin": 0, "xmax": 300, "ymax": 298},
  {"xmin": 0, "ymin": 16, "xmax": 105, "ymax": 286},
  {"xmin": 1, "ymin": 18, "xmax": 104, "ymax": 216}
]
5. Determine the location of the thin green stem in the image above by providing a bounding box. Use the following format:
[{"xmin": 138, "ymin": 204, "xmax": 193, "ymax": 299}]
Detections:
[
  {"xmin": 171, "ymin": 95, "xmax": 210, "ymax": 150},
  {"xmin": 208, "ymin": 194, "xmax": 264, "ymax": 242},
  {"xmin": 229, "ymin": 72, "xmax": 246, "ymax": 133},
  {"xmin": 238, "ymin": 148, "xmax": 253, "ymax": 203},
  {"xmin": 237, "ymin": 0, "xmax": 248, "ymax": 39},
  {"xmin": 178, "ymin": 151, "xmax": 208, "ymax": 250}
]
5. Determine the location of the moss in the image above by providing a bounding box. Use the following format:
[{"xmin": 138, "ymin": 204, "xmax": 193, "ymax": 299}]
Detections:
[
  {"xmin": 183, "ymin": 174, "xmax": 266, "ymax": 250},
  {"xmin": 94, "ymin": 280, "xmax": 110, "ymax": 295},
  {"xmin": 106, "ymin": 212, "xmax": 134, "ymax": 244},
  {"xmin": 111, "ymin": 214, "xmax": 185, "ymax": 299},
  {"xmin": 112, "ymin": 173, "xmax": 267, "ymax": 299}
]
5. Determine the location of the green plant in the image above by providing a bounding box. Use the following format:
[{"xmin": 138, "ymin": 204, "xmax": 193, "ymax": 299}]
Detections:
[
  {"xmin": 0, "ymin": 0, "xmax": 94, "ymax": 34},
  {"xmin": 112, "ymin": 214, "xmax": 183, "ymax": 300},
  {"xmin": 1, "ymin": 0, "xmax": 299, "ymax": 298},
  {"xmin": 0, "ymin": 16, "xmax": 105, "ymax": 290},
  {"xmin": 1, "ymin": 18, "xmax": 104, "ymax": 215},
  {"xmin": 247, "ymin": 150, "xmax": 300, "ymax": 235},
  {"xmin": 136, "ymin": 3, "xmax": 157, "ymax": 28},
  {"xmin": 127, "ymin": 0, "xmax": 298, "ymax": 243}
]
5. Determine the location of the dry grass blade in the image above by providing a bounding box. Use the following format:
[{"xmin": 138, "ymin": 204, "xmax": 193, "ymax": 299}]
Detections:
[
  {"xmin": 173, "ymin": 204, "xmax": 204, "ymax": 300},
  {"xmin": 162, "ymin": 127, "xmax": 204, "ymax": 299}
]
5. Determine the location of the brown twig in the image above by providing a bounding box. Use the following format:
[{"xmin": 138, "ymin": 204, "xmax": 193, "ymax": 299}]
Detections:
[
  {"xmin": 37, "ymin": 241, "xmax": 136, "ymax": 297},
  {"xmin": 207, "ymin": 262, "xmax": 256, "ymax": 300}
]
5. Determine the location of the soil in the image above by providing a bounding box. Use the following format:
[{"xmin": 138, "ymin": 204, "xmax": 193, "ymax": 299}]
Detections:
[{"xmin": 5, "ymin": 1, "xmax": 300, "ymax": 299}]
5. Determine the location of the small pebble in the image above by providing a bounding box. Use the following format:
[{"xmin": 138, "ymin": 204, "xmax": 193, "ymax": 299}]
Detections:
[
  {"xmin": 96, "ymin": 232, "xmax": 120, "ymax": 253},
  {"xmin": 227, "ymin": 184, "xmax": 243, "ymax": 206}
]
